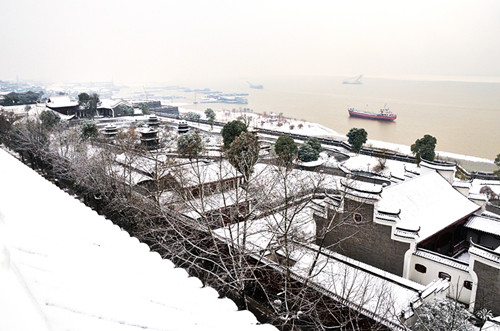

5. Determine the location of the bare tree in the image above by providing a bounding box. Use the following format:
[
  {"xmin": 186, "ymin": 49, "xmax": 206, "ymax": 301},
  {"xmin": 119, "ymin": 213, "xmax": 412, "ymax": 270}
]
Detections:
[{"xmin": 3, "ymin": 118, "xmax": 403, "ymax": 330}]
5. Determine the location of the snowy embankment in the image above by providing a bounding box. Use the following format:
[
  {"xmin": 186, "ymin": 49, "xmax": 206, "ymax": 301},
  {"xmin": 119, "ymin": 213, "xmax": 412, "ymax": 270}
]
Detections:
[{"xmin": 176, "ymin": 106, "xmax": 494, "ymax": 167}]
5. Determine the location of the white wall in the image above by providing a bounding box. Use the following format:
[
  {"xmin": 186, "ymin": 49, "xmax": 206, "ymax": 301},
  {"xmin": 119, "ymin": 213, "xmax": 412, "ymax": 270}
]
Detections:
[{"xmin": 409, "ymin": 255, "xmax": 472, "ymax": 304}]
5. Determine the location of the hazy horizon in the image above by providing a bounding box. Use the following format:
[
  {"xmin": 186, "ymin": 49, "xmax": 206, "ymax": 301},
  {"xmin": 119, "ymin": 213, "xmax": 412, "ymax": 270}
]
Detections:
[{"xmin": 2, "ymin": 0, "xmax": 500, "ymax": 84}]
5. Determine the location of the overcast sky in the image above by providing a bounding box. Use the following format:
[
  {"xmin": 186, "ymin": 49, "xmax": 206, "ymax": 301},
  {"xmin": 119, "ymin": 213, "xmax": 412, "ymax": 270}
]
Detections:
[{"xmin": 1, "ymin": 0, "xmax": 500, "ymax": 84}]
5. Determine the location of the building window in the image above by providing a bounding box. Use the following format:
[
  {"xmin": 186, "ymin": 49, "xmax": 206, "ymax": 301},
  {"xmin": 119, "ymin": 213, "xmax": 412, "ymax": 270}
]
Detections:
[
  {"xmin": 353, "ymin": 213, "xmax": 363, "ymax": 224},
  {"xmin": 438, "ymin": 272, "xmax": 451, "ymax": 281},
  {"xmin": 464, "ymin": 281, "xmax": 473, "ymax": 290},
  {"xmin": 415, "ymin": 264, "xmax": 427, "ymax": 273}
]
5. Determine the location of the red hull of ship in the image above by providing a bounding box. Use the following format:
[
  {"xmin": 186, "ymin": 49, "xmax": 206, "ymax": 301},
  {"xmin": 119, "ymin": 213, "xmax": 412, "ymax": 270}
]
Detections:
[{"xmin": 348, "ymin": 109, "xmax": 397, "ymax": 122}]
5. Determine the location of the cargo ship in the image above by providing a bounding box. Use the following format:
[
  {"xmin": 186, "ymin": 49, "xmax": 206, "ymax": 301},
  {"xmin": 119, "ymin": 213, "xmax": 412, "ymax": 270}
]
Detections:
[
  {"xmin": 247, "ymin": 81, "xmax": 264, "ymax": 89},
  {"xmin": 348, "ymin": 106, "xmax": 397, "ymax": 121},
  {"xmin": 342, "ymin": 74, "xmax": 363, "ymax": 85}
]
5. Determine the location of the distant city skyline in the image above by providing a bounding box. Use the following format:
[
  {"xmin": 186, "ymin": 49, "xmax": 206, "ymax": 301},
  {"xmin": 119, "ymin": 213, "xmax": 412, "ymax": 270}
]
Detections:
[{"xmin": 1, "ymin": 0, "xmax": 500, "ymax": 84}]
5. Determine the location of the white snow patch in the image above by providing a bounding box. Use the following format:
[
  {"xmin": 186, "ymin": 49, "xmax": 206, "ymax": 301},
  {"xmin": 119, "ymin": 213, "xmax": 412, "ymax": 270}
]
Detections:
[{"xmin": 0, "ymin": 149, "xmax": 276, "ymax": 331}]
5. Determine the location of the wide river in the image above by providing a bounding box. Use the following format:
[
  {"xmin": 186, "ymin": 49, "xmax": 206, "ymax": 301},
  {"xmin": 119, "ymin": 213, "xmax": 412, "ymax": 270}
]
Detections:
[{"xmin": 132, "ymin": 75, "xmax": 500, "ymax": 160}]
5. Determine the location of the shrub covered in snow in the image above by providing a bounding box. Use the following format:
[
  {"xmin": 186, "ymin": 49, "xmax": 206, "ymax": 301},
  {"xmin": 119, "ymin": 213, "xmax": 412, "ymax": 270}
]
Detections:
[
  {"xmin": 177, "ymin": 131, "xmax": 204, "ymax": 159},
  {"xmin": 298, "ymin": 143, "xmax": 318, "ymax": 162},
  {"xmin": 413, "ymin": 298, "xmax": 473, "ymax": 331}
]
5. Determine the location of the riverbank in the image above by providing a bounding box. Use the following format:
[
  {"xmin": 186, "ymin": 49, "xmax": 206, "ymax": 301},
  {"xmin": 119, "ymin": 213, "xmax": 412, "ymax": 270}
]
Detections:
[{"xmin": 177, "ymin": 106, "xmax": 497, "ymax": 173}]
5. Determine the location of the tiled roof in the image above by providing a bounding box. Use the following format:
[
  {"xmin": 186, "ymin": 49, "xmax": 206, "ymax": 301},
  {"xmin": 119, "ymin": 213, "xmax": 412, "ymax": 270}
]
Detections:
[
  {"xmin": 470, "ymin": 242, "xmax": 500, "ymax": 265},
  {"xmin": 376, "ymin": 172, "xmax": 480, "ymax": 243},
  {"xmin": 414, "ymin": 249, "xmax": 469, "ymax": 271},
  {"xmin": 465, "ymin": 215, "xmax": 500, "ymax": 237}
]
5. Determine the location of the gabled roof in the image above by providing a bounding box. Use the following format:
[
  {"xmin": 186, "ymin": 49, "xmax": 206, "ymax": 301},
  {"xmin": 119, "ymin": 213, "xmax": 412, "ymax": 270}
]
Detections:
[
  {"xmin": 0, "ymin": 149, "xmax": 275, "ymax": 331},
  {"xmin": 377, "ymin": 171, "xmax": 480, "ymax": 243}
]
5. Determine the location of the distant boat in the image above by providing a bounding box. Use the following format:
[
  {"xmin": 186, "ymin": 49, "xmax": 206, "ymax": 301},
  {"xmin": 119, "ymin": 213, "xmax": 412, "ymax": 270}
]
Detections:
[
  {"xmin": 348, "ymin": 106, "xmax": 397, "ymax": 122},
  {"xmin": 342, "ymin": 75, "xmax": 363, "ymax": 85},
  {"xmin": 218, "ymin": 96, "xmax": 248, "ymax": 104},
  {"xmin": 247, "ymin": 81, "xmax": 264, "ymax": 89}
]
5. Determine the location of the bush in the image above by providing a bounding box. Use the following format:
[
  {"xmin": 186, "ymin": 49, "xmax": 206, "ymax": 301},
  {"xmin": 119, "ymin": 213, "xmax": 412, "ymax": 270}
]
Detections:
[
  {"xmin": 413, "ymin": 298, "xmax": 473, "ymax": 331},
  {"xmin": 305, "ymin": 137, "xmax": 321, "ymax": 154},
  {"xmin": 185, "ymin": 112, "xmax": 201, "ymax": 122},
  {"xmin": 114, "ymin": 104, "xmax": 134, "ymax": 117},
  {"xmin": 298, "ymin": 143, "xmax": 319, "ymax": 162}
]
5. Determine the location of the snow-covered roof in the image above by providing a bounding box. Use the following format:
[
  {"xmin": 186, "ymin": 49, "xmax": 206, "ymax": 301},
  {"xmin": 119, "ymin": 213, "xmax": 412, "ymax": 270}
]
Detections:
[
  {"xmin": 482, "ymin": 318, "xmax": 500, "ymax": 331},
  {"xmin": 214, "ymin": 215, "xmax": 449, "ymax": 329},
  {"xmin": 0, "ymin": 149, "xmax": 275, "ymax": 331},
  {"xmin": 452, "ymin": 180, "xmax": 472, "ymax": 189},
  {"xmin": 46, "ymin": 95, "xmax": 78, "ymax": 108},
  {"xmin": 110, "ymin": 164, "xmax": 152, "ymax": 186},
  {"xmin": 98, "ymin": 98, "xmax": 127, "ymax": 109},
  {"xmin": 414, "ymin": 249, "xmax": 469, "ymax": 271},
  {"xmin": 465, "ymin": 215, "xmax": 500, "ymax": 237},
  {"xmin": 115, "ymin": 153, "xmax": 179, "ymax": 176},
  {"xmin": 469, "ymin": 242, "xmax": 500, "ymax": 265},
  {"xmin": 179, "ymin": 188, "xmax": 247, "ymax": 220},
  {"xmin": 249, "ymin": 163, "xmax": 343, "ymax": 202},
  {"xmin": 376, "ymin": 171, "xmax": 480, "ymax": 243},
  {"xmin": 468, "ymin": 192, "xmax": 488, "ymax": 201}
]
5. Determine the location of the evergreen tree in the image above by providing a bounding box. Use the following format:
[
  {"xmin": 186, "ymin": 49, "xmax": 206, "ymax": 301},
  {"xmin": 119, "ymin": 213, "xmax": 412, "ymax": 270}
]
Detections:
[
  {"xmin": 221, "ymin": 120, "xmax": 247, "ymax": 149},
  {"xmin": 274, "ymin": 136, "xmax": 298, "ymax": 167},
  {"xmin": 177, "ymin": 131, "xmax": 204, "ymax": 160},
  {"xmin": 78, "ymin": 92, "xmax": 100, "ymax": 118},
  {"xmin": 226, "ymin": 131, "xmax": 260, "ymax": 180},
  {"xmin": 80, "ymin": 121, "xmax": 99, "ymax": 140},
  {"xmin": 413, "ymin": 298, "xmax": 473, "ymax": 331},
  {"xmin": 411, "ymin": 134, "xmax": 437, "ymax": 163},
  {"xmin": 346, "ymin": 128, "xmax": 368, "ymax": 153}
]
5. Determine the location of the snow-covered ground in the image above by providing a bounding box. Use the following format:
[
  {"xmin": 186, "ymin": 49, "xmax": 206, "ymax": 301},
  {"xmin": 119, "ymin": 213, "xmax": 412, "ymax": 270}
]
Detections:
[{"xmin": 0, "ymin": 148, "xmax": 276, "ymax": 331}]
